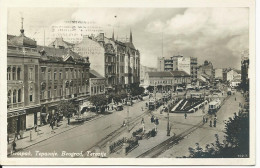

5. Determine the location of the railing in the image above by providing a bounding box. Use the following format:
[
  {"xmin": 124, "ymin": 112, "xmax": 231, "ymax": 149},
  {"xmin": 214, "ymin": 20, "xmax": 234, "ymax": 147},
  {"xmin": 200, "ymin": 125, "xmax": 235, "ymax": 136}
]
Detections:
[{"xmin": 8, "ymin": 102, "xmax": 24, "ymax": 109}]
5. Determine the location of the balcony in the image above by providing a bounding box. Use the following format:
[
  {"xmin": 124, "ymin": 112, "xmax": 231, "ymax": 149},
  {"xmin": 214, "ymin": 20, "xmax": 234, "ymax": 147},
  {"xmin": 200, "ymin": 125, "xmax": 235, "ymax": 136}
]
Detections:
[{"xmin": 7, "ymin": 102, "xmax": 24, "ymax": 109}]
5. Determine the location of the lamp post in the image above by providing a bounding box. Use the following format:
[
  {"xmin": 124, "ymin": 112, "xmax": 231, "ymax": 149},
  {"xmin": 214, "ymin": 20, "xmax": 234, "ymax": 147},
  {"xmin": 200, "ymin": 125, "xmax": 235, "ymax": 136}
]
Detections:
[
  {"xmin": 127, "ymin": 92, "xmax": 130, "ymax": 132},
  {"xmin": 167, "ymin": 102, "xmax": 170, "ymax": 136}
]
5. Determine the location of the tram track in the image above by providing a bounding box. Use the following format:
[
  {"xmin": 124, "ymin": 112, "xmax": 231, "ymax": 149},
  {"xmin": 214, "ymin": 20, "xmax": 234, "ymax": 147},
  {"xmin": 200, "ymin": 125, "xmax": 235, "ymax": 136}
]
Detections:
[
  {"xmin": 137, "ymin": 121, "xmax": 204, "ymax": 158},
  {"xmin": 79, "ymin": 109, "xmax": 150, "ymax": 157},
  {"xmin": 137, "ymin": 95, "xmax": 231, "ymax": 158}
]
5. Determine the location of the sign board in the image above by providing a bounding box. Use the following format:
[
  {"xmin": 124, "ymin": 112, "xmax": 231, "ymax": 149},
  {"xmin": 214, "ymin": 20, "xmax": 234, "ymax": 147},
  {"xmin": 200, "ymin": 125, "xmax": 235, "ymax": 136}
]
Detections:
[{"xmin": 26, "ymin": 113, "xmax": 34, "ymax": 129}]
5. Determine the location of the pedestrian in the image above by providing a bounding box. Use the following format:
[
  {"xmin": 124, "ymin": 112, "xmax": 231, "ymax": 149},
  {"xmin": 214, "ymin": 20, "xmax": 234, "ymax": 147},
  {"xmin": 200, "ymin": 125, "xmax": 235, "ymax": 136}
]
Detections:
[
  {"xmin": 141, "ymin": 117, "xmax": 144, "ymax": 124},
  {"xmin": 12, "ymin": 140, "xmax": 16, "ymax": 152},
  {"xmin": 146, "ymin": 102, "xmax": 148, "ymax": 107},
  {"xmin": 51, "ymin": 121, "xmax": 54, "ymax": 130},
  {"xmin": 235, "ymin": 97, "xmax": 236, "ymax": 101},
  {"xmin": 151, "ymin": 116, "xmax": 154, "ymax": 123},
  {"xmin": 122, "ymin": 120, "xmax": 126, "ymax": 127},
  {"xmin": 14, "ymin": 131, "xmax": 19, "ymax": 140},
  {"xmin": 155, "ymin": 118, "xmax": 159, "ymax": 125},
  {"xmin": 184, "ymin": 113, "xmax": 187, "ymax": 119},
  {"xmin": 209, "ymin": 120, "xmax": 212, "ymax": 127},
  {"xmin": 34, "ymin": 124, "xmax": 37, "ymax": 132},
  {"xmin": 213, "ymin": 119, "xmax": 217, "ymax": 127}
]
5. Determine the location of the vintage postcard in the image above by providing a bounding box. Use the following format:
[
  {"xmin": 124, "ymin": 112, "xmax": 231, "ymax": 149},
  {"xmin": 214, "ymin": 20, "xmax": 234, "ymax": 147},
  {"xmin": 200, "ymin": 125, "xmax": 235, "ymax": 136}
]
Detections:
[{"xmin": 0, "ymin": 0, "xmax": 256, "ymax": 166}]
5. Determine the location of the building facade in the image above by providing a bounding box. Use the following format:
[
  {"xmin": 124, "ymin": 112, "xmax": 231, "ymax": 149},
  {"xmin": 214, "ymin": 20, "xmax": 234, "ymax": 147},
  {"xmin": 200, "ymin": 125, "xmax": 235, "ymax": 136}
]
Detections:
[
  {"xmin": 198, "ymin": 60, "xmax": 214, "ymax": 83},
  {"xmin": 226, "ymin": 69, "xmax": 241, "ymax": 82},
  {"xmin": 37, "ymin": 46, "xmax": 90, "ymax": 124},
  {"xmin": 89, "ymin": 70, "xmax": 106, "ymax": 96},
  {"xmin": 7, "ymin": 19, "xmax": 90, "ymax": 134},
  {"xmin": 7, "ymin": 28, "xmax": 41, "ymax": 134},
  {"xmin": 157, "ymin": 55, "xmax": 197, "ymax": 83},
  {"xmin": 144, "ymin": 71, "xmax": 191, "ymax": 91},
  {"xmin": 241, "ymin": 49, "xmax": 249, "ymax": 92},
  {"xmin": 215, "ymin": 68, "xmax": 223, "ymax": 80}
]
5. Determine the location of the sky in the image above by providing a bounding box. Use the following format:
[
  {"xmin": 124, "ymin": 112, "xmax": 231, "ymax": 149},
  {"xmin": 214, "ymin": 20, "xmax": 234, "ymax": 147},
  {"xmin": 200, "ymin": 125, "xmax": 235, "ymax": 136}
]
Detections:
[{"xmin": 7, "ymin": 8, "xmax": 249, "ymax": 69}]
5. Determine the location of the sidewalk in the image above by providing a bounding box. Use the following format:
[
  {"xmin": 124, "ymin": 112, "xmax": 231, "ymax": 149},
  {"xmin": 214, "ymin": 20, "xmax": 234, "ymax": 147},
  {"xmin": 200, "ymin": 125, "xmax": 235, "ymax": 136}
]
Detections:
[{"xmin": 8, "ymin": 112, "xmax": 101, "ymax": 156}]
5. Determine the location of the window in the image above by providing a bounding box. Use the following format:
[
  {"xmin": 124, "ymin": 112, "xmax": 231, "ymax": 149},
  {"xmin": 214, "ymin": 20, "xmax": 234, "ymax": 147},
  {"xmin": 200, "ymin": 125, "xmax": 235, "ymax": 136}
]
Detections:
[
  {"xmin": 60, "ymin": 86, "xmax": 63, "ymax": 97},
  {"xmin": 59, "ymin": 71, "xmax": 62, "ymax": 80},
  {"xmin": 41, "ymin": 67, "xmax": 46, "ymax": 80},
  {"xmin": 12, "ymin": 67, "xmax": 16, "ymax": 80},
  {"xmin": 54, "ymin": 70, "xmax": 57, "ymax": 80},
  {"xmin": 66, "ymin": 70, "xmax": 69, "ymax": 79},
  {"xmin": 41, "ymin": 91, "xmax": 45, "ymax": 100},
  {"xmin": 18, "ymin": 89, "xmax": 22, "ymax": 102},
  {"xmin": 30, "ymin": 94, "xmax": 33, "ymax": 102},
  {"xmin": 29, "ymin": 67, "xmax": 33, "ymax": 80},
  {"xmin": 48, "ymin": 69, "xmax": 52, "ymax": 80},
  {"xmin": 7, "ymin": 90, "xmax": 11, "ymax": 104},
  {"xmin": 17, "ymin": 67, "xmax": 21, "ymax": 80},
  {"xmin": 7, "ymin": 67, "xmax": 11, "ymax": 80},
  {"xmin": 48, "ymin": 90, "xmax": 51, "ymax": 99},
  {"xmin": 13, "ymin": 89, "xmax": 16, "ymax": 103}
]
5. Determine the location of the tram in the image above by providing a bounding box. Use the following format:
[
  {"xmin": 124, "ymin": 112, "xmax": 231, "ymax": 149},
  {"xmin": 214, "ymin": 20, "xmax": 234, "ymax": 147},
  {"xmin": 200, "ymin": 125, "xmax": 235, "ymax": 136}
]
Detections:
[
  {"xmin": 148, "ymin": 98, "xmax": 157, "ymax": 110},
  {"xmin": 208, "ymin": 99, "xmax": 221, "ymax": 114}
]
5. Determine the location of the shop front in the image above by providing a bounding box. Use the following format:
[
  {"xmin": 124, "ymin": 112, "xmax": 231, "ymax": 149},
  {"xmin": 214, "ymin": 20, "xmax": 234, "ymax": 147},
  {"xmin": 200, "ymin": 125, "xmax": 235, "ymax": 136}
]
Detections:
[
  {"xmin": 25, "ymin": 106, "xmax": 41, "ymax": 129},
  {"xmin": 7, "ymin": 110, "xmax": 26, "ymax": 135}
]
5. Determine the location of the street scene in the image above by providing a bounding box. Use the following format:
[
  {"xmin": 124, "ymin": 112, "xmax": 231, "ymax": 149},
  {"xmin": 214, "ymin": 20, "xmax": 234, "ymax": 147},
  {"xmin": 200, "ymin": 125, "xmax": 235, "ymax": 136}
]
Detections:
[{"xmin": 7, "ymin": 7, "xmax": 250, "ymax": 159}]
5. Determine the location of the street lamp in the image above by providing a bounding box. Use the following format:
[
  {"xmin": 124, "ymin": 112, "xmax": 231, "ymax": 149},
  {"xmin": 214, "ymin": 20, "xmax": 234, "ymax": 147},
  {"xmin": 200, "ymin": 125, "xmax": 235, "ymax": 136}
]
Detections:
[
  {"xmin": 127, "ymin": 92, "xmax": 130, "ymax": 132},
  {"xmin": 167, "ymin": 102, "xmax": 170, "ymax": 136}
]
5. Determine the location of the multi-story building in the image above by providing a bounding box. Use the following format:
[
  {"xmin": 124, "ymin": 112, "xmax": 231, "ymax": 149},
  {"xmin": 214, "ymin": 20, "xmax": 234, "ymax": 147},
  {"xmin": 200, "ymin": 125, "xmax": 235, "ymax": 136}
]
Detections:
[
  {"xmin": 190, "ymin": 57, "xmax": 198, "ymax": 83},
  {"xmin": 215, "ymin": 68, "xmax": 223, "ymax": 81},
  {"xmin": 89, "ymin": 70, "xmax": 106, "ymax": 96},
  {"xmin": 7, "ymin": 18, "xmax": 90, "ymax": 134},
  {"xmin": 37, "ymin": 46, "xmax": 90, "ymax": 123},
  {"xmin": 241, "ymin": 49, "xmax": 249, "ymax": 92},
  {"xmin": 48, "ymin": 37, "xmax": 74, "ymax": 50},
  {"xmin": 198, "ymin": 60, "xmax": 214, "ymax": 83},
  {"xmin": 144, "ymin": 71, "xmax": 191, "ymax": 91},
  {"xmin": 140, "ymin": 65, "xmax": 157, "ymax": 88},
  {"xmin": 157, "ymin": 55, "xmax": 198, "ymax": 83},
  {"xmin": 226, "ymin": 69, "xmax": 241, "ymax": 82},
  {"xmin": 7, "ymin": 25, "xmax": 41, "ymax": 134},
  {"xmin": 65, "ymin": 30, "xmax": 140, "ymax": 93}
]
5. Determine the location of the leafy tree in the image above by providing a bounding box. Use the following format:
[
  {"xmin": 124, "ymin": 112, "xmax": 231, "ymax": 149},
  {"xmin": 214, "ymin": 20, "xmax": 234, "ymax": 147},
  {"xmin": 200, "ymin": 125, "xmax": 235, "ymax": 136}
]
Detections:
[
  {"xmin": 57, "ymin": 100, "xmax": 75, "ymax": 124},
  {"xmin": 89, "ymin": 94, "xmax": 107, "ymax": 112},
  {"xmin": 187, "ymin": 112, "xmax": 249, "ymax": 158}
]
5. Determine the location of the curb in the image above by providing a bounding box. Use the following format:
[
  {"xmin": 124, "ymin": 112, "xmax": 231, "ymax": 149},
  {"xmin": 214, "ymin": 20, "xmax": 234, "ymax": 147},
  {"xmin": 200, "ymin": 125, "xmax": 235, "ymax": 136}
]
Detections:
[{"xmin": 8, "ymin": 114, "xmax": 105, "ymax": 156}]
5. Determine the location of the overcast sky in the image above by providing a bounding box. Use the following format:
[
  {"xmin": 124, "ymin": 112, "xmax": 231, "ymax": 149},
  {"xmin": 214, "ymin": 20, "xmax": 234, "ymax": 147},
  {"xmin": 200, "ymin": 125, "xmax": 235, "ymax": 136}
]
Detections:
[{"xmin": 8, "ymin": 8, "xmax": 249, "ymax": 69}]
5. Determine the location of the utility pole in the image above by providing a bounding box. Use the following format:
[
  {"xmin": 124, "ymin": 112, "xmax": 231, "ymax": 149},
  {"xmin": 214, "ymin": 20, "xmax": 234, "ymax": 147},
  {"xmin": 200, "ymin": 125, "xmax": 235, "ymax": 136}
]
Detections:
[
  {"xmin": 127, "ymin": 92, "xmax": 130, "ymax": 132},
  {"xmin": 167, "ymin": 100, "xmax": 170, "ymax": 136}
]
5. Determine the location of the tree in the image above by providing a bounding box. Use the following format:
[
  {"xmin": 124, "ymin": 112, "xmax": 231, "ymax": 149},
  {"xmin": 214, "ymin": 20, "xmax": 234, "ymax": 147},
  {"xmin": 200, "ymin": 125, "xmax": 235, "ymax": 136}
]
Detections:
[
  {"xmin": 187, "ymin": 112, "xmax": 249, "ymax": 158},
  {"xmin": 57, "ymin": 100, "xmax": 75, "ymax": 125},
  {"xmin": 89, "ymin": 94, "xmax": 107, "ymax": 112}
]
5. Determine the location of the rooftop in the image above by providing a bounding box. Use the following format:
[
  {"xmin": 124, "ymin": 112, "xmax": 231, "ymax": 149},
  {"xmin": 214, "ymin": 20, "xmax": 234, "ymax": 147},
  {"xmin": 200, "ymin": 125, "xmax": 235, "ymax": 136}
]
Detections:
[
  {"xmin": 89, "ymin": 69, "xmax": 105, "ymax": 78},
  {"xmin": 147, "ymin": 70, "xmax": 190, "ymax": 78}
]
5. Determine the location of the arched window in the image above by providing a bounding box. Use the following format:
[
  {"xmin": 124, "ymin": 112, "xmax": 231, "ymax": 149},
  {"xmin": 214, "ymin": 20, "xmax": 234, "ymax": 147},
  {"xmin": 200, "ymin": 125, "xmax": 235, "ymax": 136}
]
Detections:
[
  {"xmin": 13, "ymin": 89, "xmax": 16, "ymax": 103},
  {"xmin": 17, "ymin": 67, "xmax": 21, "ymax": 80},
  {"xmin": 7, "ymin": 90, "xmax": 11, "ymax": 104},
  {"xmin": 18, "ymin": 89, "xmax": 22, "ymax": 102},
  {"xmin": 7, "ymin": 67, "xmax": 11, "ymax": 80},
  {"xmin": 12, "ymin": 67, "xmax": 16, "ymax": 80}
]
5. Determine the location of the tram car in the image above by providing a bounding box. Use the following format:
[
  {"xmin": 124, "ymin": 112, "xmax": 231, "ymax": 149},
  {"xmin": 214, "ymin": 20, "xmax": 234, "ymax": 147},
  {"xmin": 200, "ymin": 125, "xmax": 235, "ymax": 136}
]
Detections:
[
  {"xmin": 208, "ymin": 99, "xmax": 221, "ymax": 114},
  {"xmin": 148, "ymin": 98, "xmax": 157, "ymax": 110}
]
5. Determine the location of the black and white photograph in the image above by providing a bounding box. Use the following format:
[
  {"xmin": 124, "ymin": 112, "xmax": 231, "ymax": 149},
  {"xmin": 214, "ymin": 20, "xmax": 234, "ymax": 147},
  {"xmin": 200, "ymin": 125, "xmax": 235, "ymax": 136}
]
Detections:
[{"xmin": 0, "ymin": 0, "xmax": 256, "ymax": 166}]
